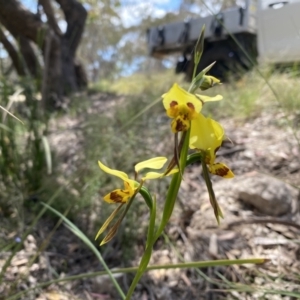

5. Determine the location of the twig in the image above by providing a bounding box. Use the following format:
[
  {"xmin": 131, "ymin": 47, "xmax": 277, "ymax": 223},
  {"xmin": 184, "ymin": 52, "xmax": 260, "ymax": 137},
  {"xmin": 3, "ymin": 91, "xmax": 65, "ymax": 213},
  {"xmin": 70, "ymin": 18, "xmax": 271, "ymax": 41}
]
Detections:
[{"xmin": 225, "ymin": 218, "xmax": 300, "ymax": 231}]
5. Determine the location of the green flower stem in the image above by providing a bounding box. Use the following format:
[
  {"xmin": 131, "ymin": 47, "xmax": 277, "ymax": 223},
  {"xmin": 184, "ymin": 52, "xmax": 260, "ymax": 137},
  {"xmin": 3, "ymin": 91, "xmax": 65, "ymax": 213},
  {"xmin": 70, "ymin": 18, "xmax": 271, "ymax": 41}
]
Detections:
[
  {"xmin": 155, "ymin": 128, "xmax": 190, "ymax": 240},
  {"xmin": 126, "ymin": 129, "xmax": 191, "ymax": 299},
  {"xmin": 8, "ymin": 258, "xmax": 266, "ymax": 300},
  {"xmin": 139, "ymin": 186, "xmax": 153, "ymax": 210},
  {"xmin": 146, "ymin": 196, "xmax": 156, "ymax": 248},
  {"xmin": 186, "ymin": 152, "xmax": 202, "ymax": 166},
  {"xmin": 138, "ymin": 186, "xmax": 156, "ymax": 247}
]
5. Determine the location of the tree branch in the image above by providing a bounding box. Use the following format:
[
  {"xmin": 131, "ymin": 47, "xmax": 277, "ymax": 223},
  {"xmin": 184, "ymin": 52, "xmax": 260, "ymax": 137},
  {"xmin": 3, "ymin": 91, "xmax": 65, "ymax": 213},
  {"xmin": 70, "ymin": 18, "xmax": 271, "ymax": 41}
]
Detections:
[
  {"xmin": 0, "ymin": 27, "xmax": 25, "ymax": 76},
  {"xmin": 0, "ymin": 0, "xmax": 46, "ymax": 47},
  {"xmin": 19, "ymin": 36, "xmax": 41, "ymax": 77},
  {"xmin": 55, "ymin": 0, "xmax": 87, "ymax": 56},
  {"xmin": 38, "ymin": 0, "xmax": 62, "ymax": 36}
]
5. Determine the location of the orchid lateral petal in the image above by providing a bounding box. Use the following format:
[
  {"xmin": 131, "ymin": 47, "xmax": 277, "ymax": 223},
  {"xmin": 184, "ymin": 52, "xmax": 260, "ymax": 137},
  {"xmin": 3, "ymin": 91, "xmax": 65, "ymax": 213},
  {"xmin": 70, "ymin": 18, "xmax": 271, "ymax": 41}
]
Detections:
[
  {"xmin": 98, "ymin": 160, "xmax": 129, "ymax": 181},
  {"xmin": 210, "ymin": 198, "xmax": 224, "ymax": 225},
  {"xmin": 100, "ymin": 192, "xmax": 138, "ymax": 245},
  {"xmin": 163, "ymin": 156, "xmax": 177, "ymax": 176},
  {"xmin": 100, "ymin": 217, "xmax": 123, "ymax": 246},
  {"xmin": 201, "ymin": 159, "xmax": 223, "ymax": 225},
  {"xmin": 196, "ymin": 94, "xmax": 223, "ymax": 103},
  {"xmin": 95, "ymin": 204, "xmax": 124, "ymax": 240},
  {"xmin": 135, "ymin": 157, "xmax": 168, "ymax": 173},
  {"xmin": 143, "ymin": 168, "xmax": 179, "ymax": 180}
]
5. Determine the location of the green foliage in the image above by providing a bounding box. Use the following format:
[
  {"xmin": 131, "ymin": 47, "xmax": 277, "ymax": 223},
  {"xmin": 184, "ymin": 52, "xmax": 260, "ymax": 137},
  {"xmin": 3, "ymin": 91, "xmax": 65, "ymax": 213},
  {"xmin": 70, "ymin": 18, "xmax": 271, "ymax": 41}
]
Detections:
[{"xmin": 0, "ymin": 76, "xmax": 49, "ymax": 213}]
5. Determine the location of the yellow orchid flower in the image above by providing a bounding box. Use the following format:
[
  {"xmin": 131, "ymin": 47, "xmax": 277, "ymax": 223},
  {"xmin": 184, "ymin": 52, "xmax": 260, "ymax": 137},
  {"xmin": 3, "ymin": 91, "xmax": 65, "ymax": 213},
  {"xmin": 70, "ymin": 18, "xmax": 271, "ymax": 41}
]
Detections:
[
  {"xmin": 190, "ymin": 113, "xmax": 234, "ymax": 178},
  {"xmin": 98, "ymin": 161, "xmax": 137, "ymax": 204},
  {"xmin": 98, "ymin": 157, "xmax": 177, "ymax": 204},
  {"xmin": 162, "ymin": 83, "xmax": 202, "ymax": 133}
]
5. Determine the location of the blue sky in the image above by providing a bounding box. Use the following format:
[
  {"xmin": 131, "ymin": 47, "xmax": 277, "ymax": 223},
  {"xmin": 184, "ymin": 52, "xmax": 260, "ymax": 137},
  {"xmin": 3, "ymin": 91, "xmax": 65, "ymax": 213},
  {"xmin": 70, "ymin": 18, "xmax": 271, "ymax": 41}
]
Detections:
[
  {"xmin": 20, "ymin": 0, "xmax": 183, "ymax": 29},
  {"xmin": 21, "ymin": 0, "xmax": 182, "ymax": 14},
  {"xmin": 155, "ymin": 0, "xmax": 181, "ymax": 10}
]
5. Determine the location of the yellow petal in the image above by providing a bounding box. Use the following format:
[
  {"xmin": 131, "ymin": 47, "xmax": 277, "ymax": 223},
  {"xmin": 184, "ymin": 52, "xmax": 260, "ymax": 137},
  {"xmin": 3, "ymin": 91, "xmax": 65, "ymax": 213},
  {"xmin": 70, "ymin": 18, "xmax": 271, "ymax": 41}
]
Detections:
[
  {"xmin": 98, "ymin": 160, "xmax": 129, "ymax": 182},
  {"xmin": 190, "ymin": 113, "xmax": 224, "ymax": 152},
  {"xmin": 196, "ymin": 94, "xmax": 223, "ymax": 103},
  {"xmin": 142, "ymin": 168, "xmax": 178, "ymax": 180},
  {"xmin": 189, "ymin": 135, "xmax": 197, "ymax": 148},
  {"xmin": 209, "ymin": 163, "xmax": 234, "ymax": 178},
  {"xmin": 135, "ymin": 157, "xmax": 168, "ymax": 173},
  {"xmin": 162, "ymin": 83, "xmax": 202, "ymax": 116}
]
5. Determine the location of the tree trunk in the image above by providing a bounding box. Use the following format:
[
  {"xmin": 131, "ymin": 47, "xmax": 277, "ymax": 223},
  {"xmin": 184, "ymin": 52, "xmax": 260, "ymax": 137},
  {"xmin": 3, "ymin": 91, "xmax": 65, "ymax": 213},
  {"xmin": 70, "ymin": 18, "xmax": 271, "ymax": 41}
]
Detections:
[
  {"xmin": 0, "ymin": 0, "xmax": 87, "ymax": 110},
  {"xmin": 56, "ymin": 0, "xmax": 88, "ymax": 93},
  {"xmin": 19, "ymin": 36, "xmax": 41, "ymax": 78}
]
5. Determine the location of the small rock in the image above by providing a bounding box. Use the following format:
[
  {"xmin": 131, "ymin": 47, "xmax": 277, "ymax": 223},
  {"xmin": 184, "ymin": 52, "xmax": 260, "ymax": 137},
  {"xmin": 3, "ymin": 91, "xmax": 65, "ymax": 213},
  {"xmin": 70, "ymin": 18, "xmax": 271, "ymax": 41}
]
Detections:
[
  {"xmin": 24, "ymin": 234, "xmax": 37, "ymax": 251},
  {"xmin": 231, "ymin": 172, "xmax": 298, "ymax": 216}
]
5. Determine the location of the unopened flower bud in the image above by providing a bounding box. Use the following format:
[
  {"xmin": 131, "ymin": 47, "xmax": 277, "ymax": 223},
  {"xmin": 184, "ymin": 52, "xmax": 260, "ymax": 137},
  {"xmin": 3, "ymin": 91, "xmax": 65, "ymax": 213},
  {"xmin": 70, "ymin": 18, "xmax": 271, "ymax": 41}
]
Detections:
[{"xmin": 199, "ymin": 75, "xmax": 221, "ymax": 90}]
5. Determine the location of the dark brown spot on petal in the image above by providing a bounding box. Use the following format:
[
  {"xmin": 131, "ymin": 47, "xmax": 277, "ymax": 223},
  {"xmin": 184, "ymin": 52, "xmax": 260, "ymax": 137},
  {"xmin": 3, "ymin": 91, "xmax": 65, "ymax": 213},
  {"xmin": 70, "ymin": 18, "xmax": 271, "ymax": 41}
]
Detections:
[
  {"xmin": 170, "ymin": 100, "xmax": 178, "ymax": 107},
  {"xmin": 215, "ymin": 165, "xmax": 229, "ymax": 177},
  {"xmin": 187, "ymin": 102, "xmax": 195, "ymax": 110},
  {"xmin": 183, "ymin": 113, "xmax": 189, "ymax": 120},
  {"xmin": 110, "ymin": 192, "xmax": 125, "ymax": 203},
  {"xmin": 175, "ymin": 119, "xmax": 186, "ymax": 132}
]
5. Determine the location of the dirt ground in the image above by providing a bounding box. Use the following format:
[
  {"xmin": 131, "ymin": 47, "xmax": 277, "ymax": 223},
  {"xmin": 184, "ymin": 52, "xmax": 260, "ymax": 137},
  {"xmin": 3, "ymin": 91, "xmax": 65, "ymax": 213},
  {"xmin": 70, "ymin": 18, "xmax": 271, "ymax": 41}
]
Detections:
[{"xmin": 1, "ymin": 92, "xmax": 300, "ymax": 300}]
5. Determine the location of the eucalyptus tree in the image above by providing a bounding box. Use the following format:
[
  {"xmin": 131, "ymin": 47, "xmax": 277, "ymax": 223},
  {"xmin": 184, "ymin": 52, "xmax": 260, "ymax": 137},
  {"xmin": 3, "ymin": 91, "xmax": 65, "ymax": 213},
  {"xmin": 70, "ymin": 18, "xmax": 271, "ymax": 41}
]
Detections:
[{"xmin": 0, "ymin": 0, "xmax": 87, "ymax": 109}]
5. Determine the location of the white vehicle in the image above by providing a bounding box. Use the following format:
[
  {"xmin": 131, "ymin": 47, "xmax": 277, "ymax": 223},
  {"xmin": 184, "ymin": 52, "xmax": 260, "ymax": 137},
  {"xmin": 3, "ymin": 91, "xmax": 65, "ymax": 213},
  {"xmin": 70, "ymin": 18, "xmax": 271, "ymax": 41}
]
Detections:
[{"xmin": 147, "ymin": 0, "xmax": 300, "ymax": 78}]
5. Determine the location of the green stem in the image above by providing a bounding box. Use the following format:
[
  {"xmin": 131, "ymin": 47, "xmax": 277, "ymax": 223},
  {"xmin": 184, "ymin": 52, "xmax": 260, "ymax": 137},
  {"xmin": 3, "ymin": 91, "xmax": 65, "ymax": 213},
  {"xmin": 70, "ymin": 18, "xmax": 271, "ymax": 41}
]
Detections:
[
  {"xmin": 155, "ymin": 129, "xmax": 190, "ymax": 240},
  {"xmin": 139, "ymin": 186, "xmax": 153, "ymax": 210},
  {"xmin": 146, "ymin": 195, "xmax": 156, "ymax": 248},
  {"xmin": 186, "ymin": 152, "xmax": 202, "ymax": 166}
]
